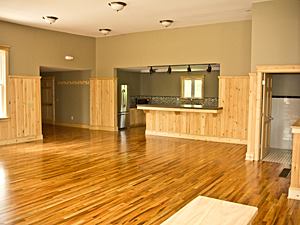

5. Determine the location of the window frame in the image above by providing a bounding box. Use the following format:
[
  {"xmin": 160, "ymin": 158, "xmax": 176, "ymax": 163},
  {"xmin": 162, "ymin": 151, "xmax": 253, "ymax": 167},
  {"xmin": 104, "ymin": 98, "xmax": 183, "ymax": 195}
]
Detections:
[
  {"xmin": 0, "ymin": 45, "xmax": 9, "ymax": 119},
  {"xmin": 180, "ymin": 75, "xmax": 205, "ymax": 99}
]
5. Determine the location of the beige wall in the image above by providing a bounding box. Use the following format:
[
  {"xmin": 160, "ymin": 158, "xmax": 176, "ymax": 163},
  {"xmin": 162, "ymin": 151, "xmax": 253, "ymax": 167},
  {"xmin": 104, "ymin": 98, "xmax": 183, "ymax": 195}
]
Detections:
[
  {"xmin": 96, "ymin": 20, "xmax": 252, "ymax": 76},
  {"xmin": 251, "ymin": 0, "xmax": 300, "ymax": 71},
  {"xmin": 0, "ymin": 21, "xmax": 96, "ymax": 75}
]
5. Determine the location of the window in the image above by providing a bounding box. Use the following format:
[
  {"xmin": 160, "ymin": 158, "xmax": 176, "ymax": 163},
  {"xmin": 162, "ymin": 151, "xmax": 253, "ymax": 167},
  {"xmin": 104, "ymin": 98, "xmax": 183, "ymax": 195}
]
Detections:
[
  {"xmin": 0, "ymin": 47, "xmax": 8, "ymax": 118},
  {"xmin": 181, "ymin": 76, "xmax": 204, "ymax": 99}
]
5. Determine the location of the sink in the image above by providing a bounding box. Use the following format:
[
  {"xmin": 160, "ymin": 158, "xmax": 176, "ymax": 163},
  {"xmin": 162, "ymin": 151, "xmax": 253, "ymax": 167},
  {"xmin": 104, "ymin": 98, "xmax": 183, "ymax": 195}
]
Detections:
[{"xmin": 182, "ymin": 104, "xmax": 203, "ymax": 108}]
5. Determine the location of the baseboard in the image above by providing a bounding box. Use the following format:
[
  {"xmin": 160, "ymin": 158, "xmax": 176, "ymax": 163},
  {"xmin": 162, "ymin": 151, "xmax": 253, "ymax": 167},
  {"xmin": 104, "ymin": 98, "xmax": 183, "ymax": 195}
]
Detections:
[
  {"xmin": 245, "ymin": 153, "xmax": 254, "ymax": 161},
  {"xmin": 54, "ymin": 122, "xmax": 90, "ymax": 129},
  {"xmin": 0, "ymin": 134, "xmax": 43, "ymax": 146},
  {"xmin": 288, "ymin": 187, "xmax": 300, "ymax": 200},
  {"xmin": 89, "ymin": 125, "xmax": 118, "ymax": 132},
  {"xmin": 145, "ymin": 130, "xmax": 247, "ymax": 145}
]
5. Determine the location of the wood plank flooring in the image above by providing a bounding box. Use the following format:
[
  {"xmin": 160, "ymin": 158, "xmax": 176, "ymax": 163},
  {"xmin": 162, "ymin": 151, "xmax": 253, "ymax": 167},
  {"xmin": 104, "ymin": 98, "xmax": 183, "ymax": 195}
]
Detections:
[{"xmin": 0, "ymin": 125, "xmax": 299, "ymax": 225}]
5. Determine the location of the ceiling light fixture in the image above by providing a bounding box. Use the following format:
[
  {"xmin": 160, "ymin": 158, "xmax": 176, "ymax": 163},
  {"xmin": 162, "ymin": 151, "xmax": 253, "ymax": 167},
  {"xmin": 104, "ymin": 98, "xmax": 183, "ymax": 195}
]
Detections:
[
  {"xmin": 160, "ymin": 20, "xmax": 174, "ymax": 28},
  {"xmin": 108, "ymin": 1, "xmax": 127, "ymax": 12},
  {"xmin": 187, "ymin": 65, "xmax": 192, "ymax": 72},
  {"xmin": 99, "ymin": 29, "xmax": 112, "ymax": 35},
  {"xmin": 65, "ymin": 56, "xmax": 74, "ymax": 61},
  {"xmin": 207, "ymin": 64, "xmax": 212, "ymax": 72},
  {"xmin": 167, "ymin": 66, "xmax": 172, "ymax": 74},
  {"xmin": 42, "ymin": 16, "xmax": 58, "ymax": 24}
]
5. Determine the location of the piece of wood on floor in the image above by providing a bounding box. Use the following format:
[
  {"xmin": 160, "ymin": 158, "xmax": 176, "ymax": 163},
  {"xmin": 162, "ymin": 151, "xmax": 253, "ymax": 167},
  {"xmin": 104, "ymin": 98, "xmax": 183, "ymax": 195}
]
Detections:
[{"xmin": 161, "ymin": 196, "xmax": 258, "ymax": 225}]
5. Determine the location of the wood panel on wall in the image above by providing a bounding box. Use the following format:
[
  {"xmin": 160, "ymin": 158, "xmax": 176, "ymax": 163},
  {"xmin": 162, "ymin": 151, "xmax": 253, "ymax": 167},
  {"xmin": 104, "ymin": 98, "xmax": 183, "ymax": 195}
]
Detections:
[
  {"xmin": 90, "ymin": 77, "xmax": 117, "ymax": 131},
  {"xmin": 41, "ymin": 76, "xmax": 55, "ymax": 124},
  {"xmin": 0, "ymin": 76, "xmax": 42, "ymax": 145},
  {"xmin": 145, "ymin": 76, "xmax": 249, "ymax": 144}
]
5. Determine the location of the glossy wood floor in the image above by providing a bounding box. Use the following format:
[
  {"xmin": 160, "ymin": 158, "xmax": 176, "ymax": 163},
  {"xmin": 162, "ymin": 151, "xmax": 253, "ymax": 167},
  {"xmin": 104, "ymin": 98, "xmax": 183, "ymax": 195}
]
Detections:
[{"xmin": 0, "ymin": 125, "xmax": 299, "ymax": 225}]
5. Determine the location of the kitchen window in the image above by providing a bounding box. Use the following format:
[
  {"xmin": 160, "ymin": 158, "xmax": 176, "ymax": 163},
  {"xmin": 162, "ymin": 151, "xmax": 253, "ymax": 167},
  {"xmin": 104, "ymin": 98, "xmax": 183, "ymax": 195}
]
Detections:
[
  {"xmin": 0, "ymin": 46, "xmax": 9, "ymax": 119},
  {"xmin": 181, "ymin": 76, "xmax": 204, "ymax": 99}
]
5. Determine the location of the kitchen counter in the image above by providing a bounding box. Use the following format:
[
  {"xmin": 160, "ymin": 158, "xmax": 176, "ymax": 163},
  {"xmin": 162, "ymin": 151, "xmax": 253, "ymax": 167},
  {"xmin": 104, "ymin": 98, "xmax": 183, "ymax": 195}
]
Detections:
[{"xmin": 137, "ymin": 104, "xmax": 222, "ymax": 114}]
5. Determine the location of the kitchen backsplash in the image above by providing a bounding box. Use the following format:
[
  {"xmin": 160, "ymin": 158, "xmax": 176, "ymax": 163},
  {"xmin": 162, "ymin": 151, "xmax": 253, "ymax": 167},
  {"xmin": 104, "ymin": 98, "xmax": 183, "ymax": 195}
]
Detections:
[{"xmin": 130, "ymin": 96, "xmax": 218, "ymax": 108}]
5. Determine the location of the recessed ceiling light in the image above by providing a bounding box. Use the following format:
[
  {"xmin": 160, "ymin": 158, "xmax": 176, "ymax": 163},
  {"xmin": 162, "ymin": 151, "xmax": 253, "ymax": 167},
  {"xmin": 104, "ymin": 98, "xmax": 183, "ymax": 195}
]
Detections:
[
  {"xmin": 160, "ymin": 20, "xmax": 174, "ymax": 28},
  {"xmin": 108, "ymin": 1, "xmax": 127, "ymax": 12},
  {"xmin": 42, "ymin": 16, "xmax": 58, "ymax": 24},
  {"xmin": 99, "ymin": 29, "xmax": 112, "ymax": 35}
]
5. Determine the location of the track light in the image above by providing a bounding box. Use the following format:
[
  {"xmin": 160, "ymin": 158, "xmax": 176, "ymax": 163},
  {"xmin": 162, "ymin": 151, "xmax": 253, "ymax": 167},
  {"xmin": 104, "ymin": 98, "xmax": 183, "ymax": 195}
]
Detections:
[
  {"xmin": 167, "ymin": 66, "xmax": 172, "ymax": 74},
  {"xmin": 187, "ymin": 65, "xmax": 192, "ymax": 72},
  {"xmin": 207, "ymin": 64, "xmax": 212, "ymax": 72},
  {"xmin": 149, "ymin": 66, "xmax": 155, "ymax": 74}
]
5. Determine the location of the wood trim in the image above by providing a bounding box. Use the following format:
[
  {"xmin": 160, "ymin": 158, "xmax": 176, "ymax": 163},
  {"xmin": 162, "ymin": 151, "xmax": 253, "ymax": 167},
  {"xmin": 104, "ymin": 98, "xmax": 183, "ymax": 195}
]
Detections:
[
  {"xmin": 89, "ymin": 125, "xmax": 118, "ymax": 132},
  {"xmin": 137, "ymin": 106, "xmax": 222, "ymax": 114},
  {"xmin": 288, "ymin": 187, "xmax": 300, "ymax": 200},
  {"xmin": 146, "ymin": 130, "xmax": 247, "ymax": 145},
  {"xmin": 219, "ymin": 75, "xmax": 249, "ymax": 79},
  {"xmin": 0, "ymin": 135, "xmax": 43, "ymax": 146},
  {"xmin": 9, "ymin": 75, "xmax": 41, "ymax": 79},
  {"xmin": 54, "ymin": 122, "xmax": 90, "ymax": 129},
  {"xmin": 256, "ymin": 65, "xmax": 300, "ymax": 73},
  {"xmin": 90, "ymin": 76, "xmax": 117, "ymax": 80}
]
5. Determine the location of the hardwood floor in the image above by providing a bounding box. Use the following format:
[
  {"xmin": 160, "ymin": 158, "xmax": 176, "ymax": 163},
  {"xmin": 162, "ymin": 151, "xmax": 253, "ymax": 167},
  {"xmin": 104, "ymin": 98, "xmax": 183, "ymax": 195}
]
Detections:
[{"xmin": 0, "ymin": 125, "xmax": 299, "ymax": 225}]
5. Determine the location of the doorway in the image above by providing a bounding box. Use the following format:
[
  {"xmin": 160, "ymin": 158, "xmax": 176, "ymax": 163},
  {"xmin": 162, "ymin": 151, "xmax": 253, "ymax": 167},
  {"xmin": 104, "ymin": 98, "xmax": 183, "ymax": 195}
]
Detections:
[
  {"xmin": 247, "ymin": 66, "xmax": 300, "ymax": 162},
  {"xmin": 262, "ymin": 74, "xmax": 300, "ymax": 165}
]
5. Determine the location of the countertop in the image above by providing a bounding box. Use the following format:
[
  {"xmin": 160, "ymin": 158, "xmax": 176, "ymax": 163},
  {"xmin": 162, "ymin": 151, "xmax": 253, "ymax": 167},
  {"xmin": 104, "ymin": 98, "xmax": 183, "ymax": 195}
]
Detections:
[
  {"xmin": 137, "ymin": 104, "xmax": 222, "ymax": 113},
  {"xmin": 291, "ymin": 119, "xmax": 300, "ymax": 134}
]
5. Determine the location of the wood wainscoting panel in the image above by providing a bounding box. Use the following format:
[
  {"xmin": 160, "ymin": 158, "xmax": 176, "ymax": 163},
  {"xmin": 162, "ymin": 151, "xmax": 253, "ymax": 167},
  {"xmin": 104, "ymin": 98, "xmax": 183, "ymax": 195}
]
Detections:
[
  {"xmin": 144, "ymin": 76, "xmax": 249, "ymax": 144},
  {"xmin": 90, "ymin": 77, "xmax": 117, "ymax": 131},
  {"xmin": 0, "ymin": 76, "xmax": 43, "ymax": 145}
]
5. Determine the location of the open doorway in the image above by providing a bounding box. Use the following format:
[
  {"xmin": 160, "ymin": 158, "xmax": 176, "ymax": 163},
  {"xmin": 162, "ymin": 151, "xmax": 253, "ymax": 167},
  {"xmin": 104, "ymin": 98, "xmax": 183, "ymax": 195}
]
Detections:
[
  {"xmin": 40, "ymin": 66, "xmax": 91, "ymax": 132},
  {"xmin": 261, "ymin": 73, "xmax": 300, "ymax": 165}
]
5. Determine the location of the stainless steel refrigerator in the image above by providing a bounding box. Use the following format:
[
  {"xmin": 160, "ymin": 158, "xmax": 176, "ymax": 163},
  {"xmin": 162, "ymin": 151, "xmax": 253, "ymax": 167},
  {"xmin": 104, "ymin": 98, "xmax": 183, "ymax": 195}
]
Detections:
[{"xmin": 118, "ymin": 84, "xmax": 129, "ymax": 129}]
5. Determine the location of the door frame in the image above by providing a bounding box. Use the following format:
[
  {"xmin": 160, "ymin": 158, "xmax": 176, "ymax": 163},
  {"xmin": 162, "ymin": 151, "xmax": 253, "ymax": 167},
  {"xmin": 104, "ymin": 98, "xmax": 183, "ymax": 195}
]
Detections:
[
  {"xmin": 246, "ymin": 65, "xmax": 300, "ymax": 161},
  {"xmin": 41, "ymin": 76, "xmax": 55, "ymax": 124}
]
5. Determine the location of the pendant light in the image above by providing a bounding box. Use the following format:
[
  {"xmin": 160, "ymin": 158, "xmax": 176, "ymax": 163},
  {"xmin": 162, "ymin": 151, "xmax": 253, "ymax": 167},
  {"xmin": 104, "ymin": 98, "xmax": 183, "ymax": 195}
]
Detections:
[
  {"xmin": 167, "ymin": 66, "xmax": 172, "ymax": 74},
  {"xmin": 149, "ymin": 66, "xmax": 155, "ymax": 74},
  {"xmin": 187, "ymin": 65, "xmax": 192, "ymax": 72},
  {"xmin": 108, "ymin": 2, "xmax": 127, "ymax": 12}
]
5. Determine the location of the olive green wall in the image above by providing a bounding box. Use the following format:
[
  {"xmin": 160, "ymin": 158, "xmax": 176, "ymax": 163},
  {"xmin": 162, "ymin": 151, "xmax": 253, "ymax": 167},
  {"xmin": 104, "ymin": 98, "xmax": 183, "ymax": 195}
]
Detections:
[
  {"xmin": 42, "ymin": 70, "xmax": 90, "ymax": 125},
  {"xmin": 0, "ymin": 21, "xmax": 96, "ymax": 75},
  {"xmin": 96, "ymin": 20, "xmax": 252, "ymax": 76},
  {"xmin": 272, "ymin": 74, "xmax": 300, "ymax": 96},
  {"xmin": 140, "ymin": 71, "xmax": 219, "ymax": 97},
  {"xmin": 251, "ymin": 0, "xmax": 300, "ymax": 71}
]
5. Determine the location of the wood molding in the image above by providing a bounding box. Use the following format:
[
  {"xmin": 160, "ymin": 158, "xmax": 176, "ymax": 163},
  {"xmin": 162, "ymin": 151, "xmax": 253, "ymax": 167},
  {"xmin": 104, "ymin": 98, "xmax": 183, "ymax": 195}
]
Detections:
[
  {"xmin": 256, "ymin": 65, "xmax": 300, "ymax": 73},
  {"xmin": 89, "ymin": 125, "xmax": 118, "ymax": 132},
  {"xmin": 288, "ymin": 187, "xmax": 300, "ymax": 200},
  {"xmin": 146, "ymin": 130, "xmax": 247, "ymax": 145},
  {"xmin": 137, "ymin": 106, "xmax": 222, "ymax": 114},
  {"xmin": 245, "ymin": 153, "xmax": 254, "ymax": 161},
  {"xmin": 9, "ymin": 75, "xmax": 41, "ymax": 79},
  {"xmin": 0, "ymin": 135, "xmax": 43, "ymax": 146},
  {"xmin": 90, "ymin": 76, "xmax": 117, "ymax": 80},
  {"xmin": 219, "ymin": 75, "xmax": 249, "ymax": 79},
  {"xmin": 54, "ymin": 122, "xmax": 90, "ymax": 129}
]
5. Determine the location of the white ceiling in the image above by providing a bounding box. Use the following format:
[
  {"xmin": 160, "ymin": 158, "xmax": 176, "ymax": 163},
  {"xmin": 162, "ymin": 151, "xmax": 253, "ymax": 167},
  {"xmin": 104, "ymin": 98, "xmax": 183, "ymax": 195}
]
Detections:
[{"xmin": 0, "ymin": 0, "xmax": 268, "ymax": 37}]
